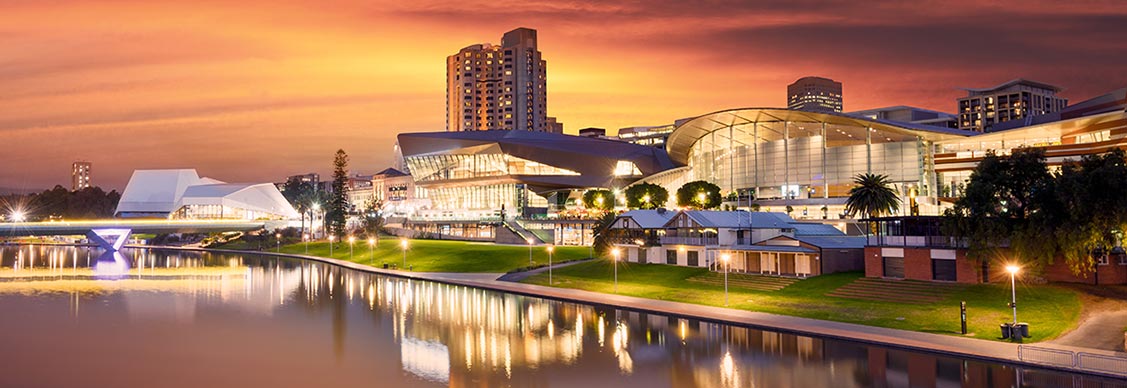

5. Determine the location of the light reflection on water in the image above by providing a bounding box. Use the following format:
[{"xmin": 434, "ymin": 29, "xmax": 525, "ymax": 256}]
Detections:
[{"xmin": 0, "ymin": 245, "xmax": 1121, "ymax": 388}]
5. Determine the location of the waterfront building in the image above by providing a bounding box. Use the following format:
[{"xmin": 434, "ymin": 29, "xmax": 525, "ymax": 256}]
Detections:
[
  {"xmin": 956, "ymin": 79, "xmax": 1067, "ymax": 132},
  {"xmin": 848, "ymin": 106, "xmax": 958, "ymax": 129},
  {"xmin": 371, "ymin": 167, "xmax": 427, "ymax": 217},
  {"xmin": 71, "ymin": 161, "xmax": 91, "ymax": 191},
  {"xmin": 396, "ymin": 130, "xmax": 676, "ymax": 244},
  {"xmin": 115, "ymin": 169, "xmax": 299, "ymax": 220},
  {"xmin": 446, "ymin": 28, "xmax": 549, "ymax": 132},
  {"xmin": 607, "ymin": 210, "xmax": 865, "ymax": 277},
  {"xmin": 787, "ymin": 76, "xmax": 843, "ymax": 113},
  {"xmin": 635, "ymin": 87, "xmax": 1126, "ymax": 219}
]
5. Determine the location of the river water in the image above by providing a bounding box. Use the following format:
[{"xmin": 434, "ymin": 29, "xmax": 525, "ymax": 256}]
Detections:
[{"xmin": 0, "ymin": 245, "xmax": 1120, "ymax": 387}]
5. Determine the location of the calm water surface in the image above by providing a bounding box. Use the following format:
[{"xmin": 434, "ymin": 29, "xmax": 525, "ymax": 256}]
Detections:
[{"xmin": 0, "ymin": 245, "xmax": 1121, "ymax": 388}]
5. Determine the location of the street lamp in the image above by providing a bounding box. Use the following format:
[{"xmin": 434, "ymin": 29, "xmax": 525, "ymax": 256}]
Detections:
[
  {"xmin": 721, "ymin": 253, "xmax": 731, "ymax": 306},
  {"xmin": 348, "ymin": 236, "xmax": 356, "ymax": 260},
  {"xmin": 527, "ymin": 238, "xmax": 534, "ymax": 266},
  {"xmin": 400, "ymin": 239, "xmax": 408, "ymax": 269},
  {"xmin": 276, "ymin": 232, "xmax": 282, "ymax": 253},
  {"xmin": 303, "ymin": 233, "xmax": 309, "ymax": 253},
  {"xmin": 328, "ymin": 235, "xmax": 335, "ymax": 256},
  {"xmin": 10, "ymin": 210, "xmax": 26, "ymax": 223},
  {"xmin": 1006, "ymin": 264, "xmax": 1020, "ymax": 325},
  {"xmin": 368, "ymin": 237, "xmax": 376, "ymax": 264},
  {"xmin": 642, "ymin": 194, "xmax": 651, "ymax": 208},
  {"xmin": 613, "ymin": 248, "xmax": 622, "ymax": 291},
  {"xmin": 547, "ymin": 245, "xmax": 554, "ymax": 285},
  {"xmin": 697, "ymin": 192, "xmax": 706, "ymax": 208}
]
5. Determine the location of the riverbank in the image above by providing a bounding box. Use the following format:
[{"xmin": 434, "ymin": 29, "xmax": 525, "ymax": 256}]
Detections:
[{"xmin": 139, "ymin": 244, "xmax": 1125, "ymax": 380}]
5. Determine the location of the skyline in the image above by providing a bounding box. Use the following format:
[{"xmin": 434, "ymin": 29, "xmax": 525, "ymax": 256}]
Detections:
[{"xmin": 3, "ymin": 0, "xmax": 1127, "ymax": 191}]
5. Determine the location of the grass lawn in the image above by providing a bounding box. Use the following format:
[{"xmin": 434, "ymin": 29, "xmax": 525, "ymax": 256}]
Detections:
[
  {"xmin": 522, "ymin": 260, "xmax": 1082, "ymax": 342},
  {"xmin": 252, "ymin": 237, "xmax": 592, "ymax": 273}
]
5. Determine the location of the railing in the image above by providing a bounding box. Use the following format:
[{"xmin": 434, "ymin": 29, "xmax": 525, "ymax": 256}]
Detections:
[
  {"xmin": 660, "ymin": 236, "xmax": 719, "ymax": 246},
  {"xmin": 1018, "ymin": 345, "xmax": 1127, "ymax": 377}
]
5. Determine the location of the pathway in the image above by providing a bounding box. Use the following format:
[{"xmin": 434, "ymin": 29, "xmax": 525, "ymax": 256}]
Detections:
[
  {"xmin": 1052, "ymin": 286, "xmax": 1127, "ymax": 352},
  {"xmin": 495, "ymin": 259, "xmax": 592, "ymax": 282}
]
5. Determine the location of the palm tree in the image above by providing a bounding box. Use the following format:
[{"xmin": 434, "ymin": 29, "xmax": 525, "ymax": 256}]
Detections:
[{"xmin": 845, "ymin": 173, "xmax": 901, "ymax": 219}]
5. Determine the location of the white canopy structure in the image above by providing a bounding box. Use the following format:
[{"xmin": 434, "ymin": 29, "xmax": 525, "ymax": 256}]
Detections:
[{"xmin": 115, "ymin": 169, "xmax": 299, "ymax": 220}]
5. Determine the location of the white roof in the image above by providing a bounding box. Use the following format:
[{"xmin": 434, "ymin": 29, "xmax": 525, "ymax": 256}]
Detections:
[
  {"xmin": 676, "ymin": 211, "xmax": 796, "ymax": 229},
  {"xmin": 115, "ymin": 169, "xmax": 299, "ymax": 219},
  {"xmin": 616, "ymin": 209, "xmax": 678, "ymax": 228}
]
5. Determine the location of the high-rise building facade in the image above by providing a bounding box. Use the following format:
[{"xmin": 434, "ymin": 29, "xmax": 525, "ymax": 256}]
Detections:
[
  {"xmin": 447, "ymin": 28, "xmax": 549, "ymax": 132},
  {"xmin": 956, "ymin": 79, "xmax": 1068, "ymax": 132},
  {"xmin": 71, "ymin": 161, "xmax": 91, "ymax": 191},
  {"xmin": 787, "ymin": 76, "xmax": 843, "ymax": 113}
]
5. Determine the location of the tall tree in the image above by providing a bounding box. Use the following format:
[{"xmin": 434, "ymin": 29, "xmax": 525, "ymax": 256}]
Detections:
[
  {"xmin": 844, "ymin": 173, "xmax": 901, "ymax": 219},
  {"xmin": 282, "ymin": 179, "xmax": 315, "ymax": 233},
  {"xmin": 1051, "ymin": 149, "xmax": 1127, "ymax": 275},
  {"xmin": 328, "ymin": 149, "xmax": 350, "ymax": 238},
  {"xmin": 624, "ymin": 183, "xmax": 668, "ymax": 209},
  {"xmin": 676, "ymin": 180, "xmax": 721, "ymax": 210}
]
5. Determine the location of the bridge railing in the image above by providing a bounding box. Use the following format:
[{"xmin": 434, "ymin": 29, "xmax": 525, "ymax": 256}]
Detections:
[{"xmin": 1018, "ymin": 345, "xmax": 1127, "ymax": 377}]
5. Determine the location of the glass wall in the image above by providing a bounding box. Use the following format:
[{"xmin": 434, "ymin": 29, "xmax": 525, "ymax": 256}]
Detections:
[
  {"xmin": 688, "ymin": 120, "xmax": 925, "ymax": 201},
  {"xmin": 407, "ymin": 154, "xmax": 579, "ymax": 182},
  {"xmin": 418, "ymin": 183, "xmax": 549, "ymax": 220}
]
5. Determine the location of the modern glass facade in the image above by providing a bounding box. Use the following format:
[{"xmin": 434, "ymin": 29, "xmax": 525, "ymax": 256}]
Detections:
[
  {"xmin": 415, "ymin": 183, "xmax": 549, "ymax": 219},
  {"xmin": 407, "ymin": 153, "xmax": 579, "ymax": 182},
  {"xmin": 685, "ymin": 120, "xmax": 928, "ymax": 201}
]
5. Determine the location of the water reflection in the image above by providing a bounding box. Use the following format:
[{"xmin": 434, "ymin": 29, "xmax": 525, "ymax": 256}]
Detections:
[{"xmin": 0, "ymin": 245, "xmax": 1122, "ymax": 388}]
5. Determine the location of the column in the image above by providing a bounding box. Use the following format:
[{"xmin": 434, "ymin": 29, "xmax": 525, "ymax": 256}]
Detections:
[
  {"xmin": 866, "ymin": 126, "xmax": 873, "ymax": 174},
  {"xmin": 821, "ymin": 122, "xmax": 829, "ymax": 204},
  {"xmin": 784, "ymin": 121, "xmax": 790, "ymax": 205}
]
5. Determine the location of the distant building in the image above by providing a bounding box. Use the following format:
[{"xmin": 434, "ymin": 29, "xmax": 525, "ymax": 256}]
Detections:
[
  {"xmin": 115, "ymin": 169, "xmax": 298, "ymax": 220},
  {"xmin": 545, "ymin": 117, "xmax": 563, "ymax": 134},
  {"xmin": 371, "ymin": 167, "xmax": 426, "ymax": 217},
  {"xmin": 446, "ymin": 28, "xmax": 548, "ymax": 132},
  {"xmin": 617, "ymin": 124, "xmax": 677, "ymax": 147},
  {"xmin": 71, "ymin": 161, "xmax": 91, "ymax": 191},
  {"xmin": 956, "ymin": 78, "xmax": 1067, "ymax": 132},
  {"xmin": 787, "ymin": 76, "xmax": 843, "ymax": 113},
  {"xmin": 848, "ymin": 106, "xmax": 958, "ymax": 129},
  {"xmin": 577, "ymin": 127, "xmax": 606, "ymax": 138}
]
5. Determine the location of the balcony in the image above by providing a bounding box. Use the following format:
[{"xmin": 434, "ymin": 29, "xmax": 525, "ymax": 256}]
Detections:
[{"xmin": 660, "ymin": 236, "xmax": 719, "ymax": 246}]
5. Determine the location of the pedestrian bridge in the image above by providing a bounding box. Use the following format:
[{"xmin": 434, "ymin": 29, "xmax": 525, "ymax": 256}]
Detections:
[{"xmin": 0, "ymin": 219, "xmax": 283, "ymax": 251}]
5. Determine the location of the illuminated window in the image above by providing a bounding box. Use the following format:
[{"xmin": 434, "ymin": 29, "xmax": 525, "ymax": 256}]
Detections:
[{"xmin": 613, "ymin": 161, "xmax": 642, "ymax": 176}]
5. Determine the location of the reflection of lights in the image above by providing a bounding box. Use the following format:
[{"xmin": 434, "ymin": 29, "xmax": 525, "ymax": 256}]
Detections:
[
  {"xmin": 612, "ymin": 321, "xmax": 633, "ymax": 375},
  {"xmin": 598, "ymin": 315, "xmax": 606, "ymax": 348},
  {"xmin": 400, "ymin": 337, "xmax": 450, "ymax": 384},
  {"xmin": 547, "ymin": 319, "xmax": 554, "ymax": 339},
  {"xmin": 720, "ymin": 351, "xmax": 739, "ymax": 387}
]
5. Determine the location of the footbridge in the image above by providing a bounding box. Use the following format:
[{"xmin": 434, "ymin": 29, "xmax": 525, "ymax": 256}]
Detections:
[{"xmin": 0, "ymin": 220, "xmax": 284, "ymax": 251}]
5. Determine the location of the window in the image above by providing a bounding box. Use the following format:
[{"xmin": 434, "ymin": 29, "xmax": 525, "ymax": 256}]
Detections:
[{"xmin": 666, "ymin": 250, "xmax": 677, "ymax": 265}]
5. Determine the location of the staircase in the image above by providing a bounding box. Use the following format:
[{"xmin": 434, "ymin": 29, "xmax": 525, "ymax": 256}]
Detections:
[
  {"xmin": 826, "ymin": 277, "xmax": 965, "ymax": 304},
  {"xmin": 686, "ymin": 272, "xmax": 799, "ymax": 292},
  {"xmin": 495, "ymin": 220, "xmax": 544, "ymax": 245}
]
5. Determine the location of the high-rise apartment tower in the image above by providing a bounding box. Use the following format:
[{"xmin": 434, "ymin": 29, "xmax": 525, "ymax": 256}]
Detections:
[
  {"xmin": 787, "ymin": 76, "xmax": 843, "ymax": 113},
  {"xmin": 447, "ymin": 28, "xmax": 554, "ymax": 132}
]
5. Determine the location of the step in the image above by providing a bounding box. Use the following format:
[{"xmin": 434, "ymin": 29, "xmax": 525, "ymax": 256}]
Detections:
[{"xmin": 826, "ymin": 290, "xmax": 947, "ymax": 303}]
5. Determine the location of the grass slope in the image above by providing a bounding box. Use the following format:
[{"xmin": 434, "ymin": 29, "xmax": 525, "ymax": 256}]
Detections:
[
  {"xmin": 266, "ymin": 238, "xmax": 591, "ymax": 273},
  {"xmin": 523, "ymin": 260, "xmax": 1081, "ymax": 342}
]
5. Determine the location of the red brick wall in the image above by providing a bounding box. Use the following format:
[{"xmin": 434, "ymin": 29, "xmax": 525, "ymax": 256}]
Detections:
[
  {"xmin": 1044, "ymin": 259, "xmax": 1127, "ymax": 285},
  {"xmin": 903, "ymin": 249, "xmax": 932, "ymax": 281},
  {"xmin": 864, "ymin": 247, "xmax": 883, "ymax": 278},
  {"xmin": 955, "ymin": 250, "xmax": 981, "ymax": 284}
]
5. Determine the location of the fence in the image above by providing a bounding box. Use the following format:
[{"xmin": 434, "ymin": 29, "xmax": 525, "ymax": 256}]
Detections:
[{"xmin": 1018, "ymin": 345, "xmax": 1127, "ymax": 377}]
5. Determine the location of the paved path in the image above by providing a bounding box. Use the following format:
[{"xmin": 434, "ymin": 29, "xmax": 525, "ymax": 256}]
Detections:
[
  {"xmin": 137, "ymin": 245, "xmax": 1127, "ymax": 379},
  {"xmin": 1053, "ymin": 293, "xmax": 1127, "ymax": 352},
  {"xmin": 495, "ymin": 259, "xmax": 593, "ymax": 282}
]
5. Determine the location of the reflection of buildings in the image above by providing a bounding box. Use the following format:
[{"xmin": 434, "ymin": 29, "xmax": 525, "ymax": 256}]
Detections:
[{"xmin": 115, "ymin": 169, "xmax": 299, "ymax": 220}]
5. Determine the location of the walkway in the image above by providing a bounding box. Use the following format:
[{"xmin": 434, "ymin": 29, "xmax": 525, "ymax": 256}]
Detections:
[
  {"xmin": 141, "ymin": 245, "xmax": 1127, "ymax": 379},
  {"xmin": 1052, "ymin": 287, "xmax": 1127, "ymax": 352}
]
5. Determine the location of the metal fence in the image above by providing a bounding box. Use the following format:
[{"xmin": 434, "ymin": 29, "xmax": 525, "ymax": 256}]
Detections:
[{"xmin": 1018, "ymin": 345, "xmax": 1127, "ymax": 377}]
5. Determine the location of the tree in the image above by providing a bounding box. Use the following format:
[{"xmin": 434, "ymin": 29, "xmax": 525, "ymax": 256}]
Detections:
[
  {"xmin": 943, "ymin": 149, "xmax": 1054, "ymax": 264},
  {"xmin": 624, "ymin": 183, "xmax": 668, "ymax": 209},
  {"xmin": 328, "ymin": 149, "xmax": 349, "ymax": 238},
  {"xmin": 360, "ymin": 197, "xmax": 384, "ymax": 237},
  {"xmin": 282, "ymin": 179, "xmax": 315, "ymax": 233},
  {"xmin": 582, "ymin": 189, "xmax": 614, "ymax": 211},
  {"xmin": 589, "ymin": 211, "xmax": 618, "ymax": 256},
  {"xmin": 1050, "ymin": 149, "xmax": 1127, "ymax": 275},
  {"xmin": 676, "ymin": 180, "xmax": 721, "ymax": 210},
  {"xmin": 844, "ymin": 173, "xmax": 900, "ymax": 219}
]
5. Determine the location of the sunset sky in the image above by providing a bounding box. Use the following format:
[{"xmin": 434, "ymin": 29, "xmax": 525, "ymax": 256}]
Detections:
[{"xmin": 2, "ymin": 0, "xmax": 1126, "ymax": 191}]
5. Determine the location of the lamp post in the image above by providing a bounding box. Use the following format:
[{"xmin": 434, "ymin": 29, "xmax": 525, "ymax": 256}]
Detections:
[
  {"xmin": 275, "ymin": 232, "xmax": 282, "ymax": 253},
  {"xmin": 547, "ymin": 245, "xmax": 554, "ymax": 285},
  {"xmin": 721, "ymin": 253, "xmax": 731, "ymax": 306},
  {"xmin": 400, "ymin": 239, "xmax": 408, "ymax": 269},
  {"xmin": 303, "ymin": 233, "xmax": 309, "ymax": 253},
  {"xmin": 328, "ymin": 235, "xmax": 335, "ymax": 256},
  {"xmin": 368, "ymin": 237, "xmax": 375, "ymax": 263},
  {"xmin": 611, "ymin": 248, "xmax": 620, "ymax": 293},
  {"xmin": 348, "ymin": 236, "xmax": 355, "ymax": 260},
  {"xmin": 527, "ymin": 238, "xmax": 534, "ymax": 266},
  {"xmin": 1006, "ymin": 264, "xmax": 1020, "ymax": 325}
]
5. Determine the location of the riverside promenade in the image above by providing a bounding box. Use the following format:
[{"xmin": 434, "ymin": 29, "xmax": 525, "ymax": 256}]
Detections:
[{"xmin": 146, "ymin": 246, "xmax": 1127, "ymax": 379}]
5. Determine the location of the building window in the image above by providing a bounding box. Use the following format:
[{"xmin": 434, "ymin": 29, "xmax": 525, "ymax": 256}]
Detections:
[{"xmin": 666, "ymin": 250, "xmax": 677, "ymax": 265}]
